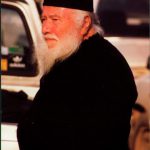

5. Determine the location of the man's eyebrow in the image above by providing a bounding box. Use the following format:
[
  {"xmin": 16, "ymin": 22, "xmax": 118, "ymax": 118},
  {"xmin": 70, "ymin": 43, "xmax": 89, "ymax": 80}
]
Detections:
[{"xmin": 41, "ymin": 14, "xmax": 61, "ymax": 19}]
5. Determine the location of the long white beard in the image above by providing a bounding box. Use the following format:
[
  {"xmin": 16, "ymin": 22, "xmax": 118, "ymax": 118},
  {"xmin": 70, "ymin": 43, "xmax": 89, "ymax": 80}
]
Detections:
[{"xmin": 37, "ymin": 31, "xmax": 82, "ymax": 76}]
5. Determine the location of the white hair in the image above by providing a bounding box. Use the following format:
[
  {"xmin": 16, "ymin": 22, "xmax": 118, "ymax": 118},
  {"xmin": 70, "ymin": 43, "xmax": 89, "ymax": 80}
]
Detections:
[{"xmin": 72, "ymin": 9, "xmax": 104, "ymax": 36}]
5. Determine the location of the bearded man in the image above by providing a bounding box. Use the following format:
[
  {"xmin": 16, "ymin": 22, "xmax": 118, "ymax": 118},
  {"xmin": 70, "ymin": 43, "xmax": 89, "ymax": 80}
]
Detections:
[{"xmin": 17, "ymin": 0, "xmax": 137, "ymax": 150}]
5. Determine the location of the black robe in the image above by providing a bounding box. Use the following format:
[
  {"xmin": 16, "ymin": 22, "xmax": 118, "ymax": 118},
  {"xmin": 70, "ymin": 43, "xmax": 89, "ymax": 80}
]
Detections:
[{"xmin": 17, "ymin": 33, "xmax": 137, "ymax": 150}]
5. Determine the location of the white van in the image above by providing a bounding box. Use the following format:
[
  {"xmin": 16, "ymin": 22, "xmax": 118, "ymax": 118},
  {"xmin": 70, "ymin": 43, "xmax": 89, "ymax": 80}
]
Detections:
[{"xmin": 1, "ymin": 0, "xmax": 43, "ymax": 149}]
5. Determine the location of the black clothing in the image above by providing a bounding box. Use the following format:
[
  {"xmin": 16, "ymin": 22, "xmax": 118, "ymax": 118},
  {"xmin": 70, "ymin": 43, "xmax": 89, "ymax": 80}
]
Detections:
[{"xmin": 17, "ymin": 33, "xmax": 137, "ymax": 150}]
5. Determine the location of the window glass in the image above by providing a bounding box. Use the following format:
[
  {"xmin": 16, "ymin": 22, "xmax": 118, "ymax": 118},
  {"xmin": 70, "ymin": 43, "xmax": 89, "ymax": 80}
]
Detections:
[
  {"xmin": 1, "ymin": 6, "xmax": 38, "ymax": 76},
  {"xmin": 96, "ymin": 0, "xmax": 149, "ymax": 37}
]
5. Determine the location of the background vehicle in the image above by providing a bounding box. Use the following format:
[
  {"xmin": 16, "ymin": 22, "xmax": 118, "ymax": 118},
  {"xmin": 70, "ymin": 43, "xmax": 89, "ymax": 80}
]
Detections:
[
  {"xmin": 1, "ymin": 0, "xmax": 43, "ymax": 149},
  {"xmin": 96, "ymin": 0, "xmax": 150, "ymax": 150},
  {"xmin": 1, "ymin": 0, "xmax": 150, "ymax": 150}
]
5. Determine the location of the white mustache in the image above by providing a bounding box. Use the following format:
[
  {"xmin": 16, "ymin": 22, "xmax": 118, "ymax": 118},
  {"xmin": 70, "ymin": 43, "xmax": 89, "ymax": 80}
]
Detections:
[{"xmin": 44, "ymin": 34, "xmax": 59, "ymax": 41}]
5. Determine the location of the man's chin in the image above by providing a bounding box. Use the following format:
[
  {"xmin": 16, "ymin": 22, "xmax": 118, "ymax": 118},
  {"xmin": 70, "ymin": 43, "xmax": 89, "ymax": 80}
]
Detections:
[{"xmin": 46, "ymin": 41, "xmax": 57, "ymax": 49}]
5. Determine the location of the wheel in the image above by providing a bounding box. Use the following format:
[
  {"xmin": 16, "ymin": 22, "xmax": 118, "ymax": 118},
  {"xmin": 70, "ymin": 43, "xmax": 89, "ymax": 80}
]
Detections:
[{"xmin": 129, "ymin": 113, "xmax": 150, "ymax": 150}]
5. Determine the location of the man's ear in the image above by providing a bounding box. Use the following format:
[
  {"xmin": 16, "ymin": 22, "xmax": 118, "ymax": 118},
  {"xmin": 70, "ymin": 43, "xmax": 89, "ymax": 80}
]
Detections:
[{"xmin": 80, "ymin": 15, "xmax": 92, "ymax": 36}]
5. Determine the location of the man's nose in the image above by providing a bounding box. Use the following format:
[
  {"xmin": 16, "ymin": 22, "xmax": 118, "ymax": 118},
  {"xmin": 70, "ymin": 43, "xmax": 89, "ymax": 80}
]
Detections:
[{"xmin": 42, "ymin": 21, "xmax": 51, "ymax": 34}]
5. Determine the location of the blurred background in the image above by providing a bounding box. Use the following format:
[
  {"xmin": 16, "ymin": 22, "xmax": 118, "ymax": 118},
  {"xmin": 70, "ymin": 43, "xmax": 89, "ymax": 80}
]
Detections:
[{"xmin": 1, "ymin": 0, "xmax": 150, "ymax": 150}]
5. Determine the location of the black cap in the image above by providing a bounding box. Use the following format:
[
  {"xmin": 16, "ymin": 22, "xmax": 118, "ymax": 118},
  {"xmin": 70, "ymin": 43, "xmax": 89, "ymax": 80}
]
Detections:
[{"xmin": 43, "ymin": 0, "xmax": 93, "ymax": 12}]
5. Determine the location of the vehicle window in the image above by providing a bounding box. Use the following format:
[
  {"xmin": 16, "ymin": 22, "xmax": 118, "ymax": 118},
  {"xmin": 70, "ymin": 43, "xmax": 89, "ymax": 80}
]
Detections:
[
  {"xmin": 1, "ymin": 6, "xmax": 38, "ymax": 76},
  {"xmin": 96, "ymin": 0, "xmax": 149, "ymax": 37}
]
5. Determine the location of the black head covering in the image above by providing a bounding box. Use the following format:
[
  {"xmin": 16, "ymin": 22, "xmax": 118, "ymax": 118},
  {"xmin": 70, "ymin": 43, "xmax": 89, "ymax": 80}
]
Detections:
[{"xmin": 43, "ymin": 0, "xmax": 93, "ymax": 12}]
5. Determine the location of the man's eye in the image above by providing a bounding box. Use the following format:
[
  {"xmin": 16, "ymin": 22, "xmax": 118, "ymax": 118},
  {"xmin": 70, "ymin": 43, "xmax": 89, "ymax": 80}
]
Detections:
[
  {"xmin": 41, "ymin": 18, "xmax": 46, "ymax": 22},
  {"xmin": 52, "ymin": 18, "xmax": 59, "ymax": 21}
]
